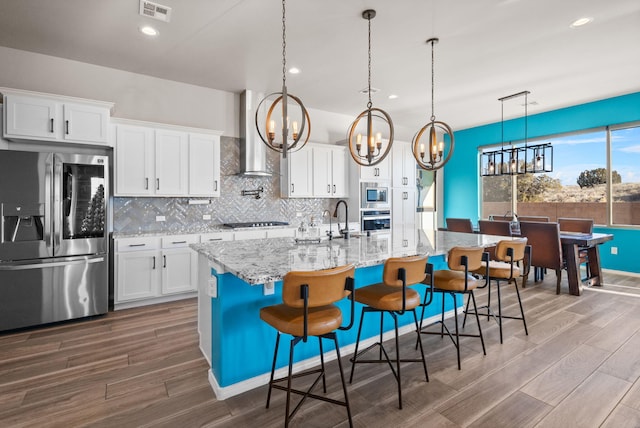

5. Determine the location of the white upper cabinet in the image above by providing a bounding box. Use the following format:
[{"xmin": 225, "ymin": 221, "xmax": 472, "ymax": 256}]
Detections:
[
  {"xmin": 312, "ymin": 145, "xmax": 348, "ymax": 198},
  {"xmin": 154, "ymin": 129, "xmax": 189, "ymax": 196},
  {"xmin": 189, "ymin": 133, "xmax": 221, "ymax": 197},
  {"xmin": 359, "ymin": 154, "xmax": 391, "ymax": 181},
  {"xmin": 114, "ymin": 121, "xmax": 222, "ymax": 197},
  {"xmin": 1, "ymin": 89, "xmax": 112, "ymax": 144},
  {"xmin": 392, "ymin": 141, "xmax": 417, "ymax": 188},
  {"xmin": 280, "ymin": 146, "xmax": 313, "ymax": 198},
  {"xmin": 115, "ymin": 125, "xmax": 155, "ymax": 196}
]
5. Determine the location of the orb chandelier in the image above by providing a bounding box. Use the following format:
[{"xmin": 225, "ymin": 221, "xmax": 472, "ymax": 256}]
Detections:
[
  {"xmin": 412, "ymin": 38, "xmax": 454, "ymax": 171},
  {"xmin": 347, "ymin": 9, "xmax": 394, "ymax": 167},
  {"xmin": 255, "ymin": 0, "xmax": 310, "ymax": 158}
]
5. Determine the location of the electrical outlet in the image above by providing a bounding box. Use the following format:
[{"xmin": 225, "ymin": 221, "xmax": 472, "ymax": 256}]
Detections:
[
  {"xmin": 156, "ymin": 215, "xmax": 166, "ymax": 222},
  {"xmin": 203, "ymin": 214, "xmax": 212, "ymax": 220},
  {"xmin": 611, "ymin": 246, "xmax": 618, "ymax": 255},
  {"xmin": 296, "ymin": 212, "xmax": 303, "ymax": 217}
]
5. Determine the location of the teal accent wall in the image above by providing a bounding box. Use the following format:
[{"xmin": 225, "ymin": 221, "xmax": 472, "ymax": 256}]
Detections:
[{"xmin": 443, "ymin": 92, "xmax": 640, "ymax": 274}]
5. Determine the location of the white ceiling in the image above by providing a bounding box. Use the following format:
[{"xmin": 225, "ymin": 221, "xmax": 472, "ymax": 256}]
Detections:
[{"xmin": 0, "ymin": 0, "xmax": 638, "ymax": 131}]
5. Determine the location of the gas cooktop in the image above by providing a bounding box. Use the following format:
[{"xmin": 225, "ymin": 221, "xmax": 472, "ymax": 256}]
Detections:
[{"xmin": 223, "ymin": 221, "xmax": 289, "ymax": 229}]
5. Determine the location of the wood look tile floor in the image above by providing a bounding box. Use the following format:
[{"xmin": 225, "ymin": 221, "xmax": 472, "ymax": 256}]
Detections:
[{"xmin": 2, "ymin": 272, "xmax": 640, "ymax": 427}]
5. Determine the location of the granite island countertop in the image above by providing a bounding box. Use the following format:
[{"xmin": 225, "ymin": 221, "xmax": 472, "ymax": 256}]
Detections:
[{"xmin": 191, "ymin": 229, "xmax": 514, "ymax": 285}]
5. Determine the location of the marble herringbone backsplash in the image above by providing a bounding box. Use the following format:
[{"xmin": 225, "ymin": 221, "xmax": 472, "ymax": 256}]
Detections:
[{"xmin": 113, "ymin": 137, "xmax": 336, "ymax": 234}]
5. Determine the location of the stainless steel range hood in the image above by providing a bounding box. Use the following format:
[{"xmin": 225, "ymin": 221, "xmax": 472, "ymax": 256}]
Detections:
[{"xmin": 238, "ymin": 90, "xmax": 272, "ymax": 177}]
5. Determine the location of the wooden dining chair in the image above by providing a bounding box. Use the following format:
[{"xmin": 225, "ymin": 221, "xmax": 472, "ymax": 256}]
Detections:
[
  {"xmin": 518, "ymin": 216, "xmax": 550, "ymax": 222},
  {"xmin": 446, "ymin": 218, "xmax": 474, "ymax": 233},
  {"xmin": 260, "ymin": 264, "xmax": 356, "ymax": 427},
  {"xmin": 518, "ymin": 221, "xmax": 565, "ymax": 294},
  {"xmin": 558, "ymin": 217, "xmax": 594, "ymax": 280},
  {"xmin": 478, "ymin": 219, "xmax": 513, "ymax": 260}
]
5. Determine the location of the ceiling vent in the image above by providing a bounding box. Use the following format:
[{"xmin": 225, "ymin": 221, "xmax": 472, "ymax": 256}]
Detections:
[{"xmin": 139, "ymin": 0, "xmax": 172, "ymax": 22}]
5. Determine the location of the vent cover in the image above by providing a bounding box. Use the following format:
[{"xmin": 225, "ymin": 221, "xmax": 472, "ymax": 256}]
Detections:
[{"xmin": 139, "ymin": 0, "xmax": 172, "ymax": 22}]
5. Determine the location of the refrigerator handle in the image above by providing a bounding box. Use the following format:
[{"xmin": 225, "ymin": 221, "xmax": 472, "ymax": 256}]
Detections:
[{"xmin": 0, "ymin": 256, "xmax": 105, "ymax": 271}]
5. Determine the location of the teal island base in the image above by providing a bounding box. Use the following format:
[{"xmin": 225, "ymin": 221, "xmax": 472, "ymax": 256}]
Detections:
[{"xmin": 197, "ymin": 254, "xmax": 457, "ymax": 399}]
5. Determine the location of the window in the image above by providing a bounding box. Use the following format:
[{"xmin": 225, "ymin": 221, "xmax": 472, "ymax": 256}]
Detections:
[
  {"xmin": 480, "ymin": 123, "xmax": 640, "ymax": 226},
  {"xmin": 611, "ymin": 125, "xmax": 640, "ymax": 225}
]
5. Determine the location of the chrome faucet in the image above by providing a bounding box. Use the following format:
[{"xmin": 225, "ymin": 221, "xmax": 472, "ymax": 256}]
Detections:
[
  {"xmin": 333, "ymin": 200, "xmax": 349, "ymax": 239},
  {"xmin": 322, "ymin": 209, "xmax": 333, "ymax": 240}
]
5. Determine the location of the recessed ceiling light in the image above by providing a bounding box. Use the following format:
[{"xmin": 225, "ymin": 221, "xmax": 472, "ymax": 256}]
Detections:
[
  {"xmin": 140, "ymin": 26, "xmax": 159, "ymax": 36},
  {"xmin": 570, "ymin": 17, "xmax": 593, "ymax": 28},
  {"xmin": 288, "ymin": 67, "xmax": 301, "ymax": 74},
  {"xmin": 388, "ymin": 94, "xmax": 398, "ymax": 100}
]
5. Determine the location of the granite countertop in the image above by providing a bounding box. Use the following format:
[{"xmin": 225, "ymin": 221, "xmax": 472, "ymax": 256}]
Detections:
[{"xmin": 191, "ymin": 229, "xmax": 513, "ymax": 285}]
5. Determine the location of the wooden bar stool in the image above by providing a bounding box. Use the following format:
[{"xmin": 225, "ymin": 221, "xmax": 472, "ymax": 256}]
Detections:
[
  {"xmin": 260, "ymin": 264, "xmax": 356, "ymax": 427},
  {"xmin": 465, "ymin": 239, "xmax": 531, "ymax": 343},
  {"xmin": 418, "ymin": 247, "xmax": 488, "ymax": 370},
  {"xmin": 349, "ymin": 255, "xmax": 429, "ymax": 409}
]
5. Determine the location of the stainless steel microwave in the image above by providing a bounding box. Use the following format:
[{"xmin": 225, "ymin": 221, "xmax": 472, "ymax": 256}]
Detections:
[{"xmin": 361, "ymin": 182, "xmax": 390, "ymax": 209}]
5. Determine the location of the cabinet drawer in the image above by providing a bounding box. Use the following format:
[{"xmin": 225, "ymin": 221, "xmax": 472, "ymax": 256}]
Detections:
[
  {"xmin": 200, "ymin": 232, "xmax": 234, "ymax": 243},
  {"xmin": 115, "ymin": 237, "xmax": 160, "ymax": 252},
  {"xmin": 161, "ymin": 234, "xmax": 199, "ymax": 249}
]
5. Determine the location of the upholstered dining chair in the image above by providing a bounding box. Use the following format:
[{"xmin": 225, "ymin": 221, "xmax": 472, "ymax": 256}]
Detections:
[
  {"xmin": 349, "ymin": 255, "xmax": 429, "ymax": 410},
  {"xmin": 467, "ymin": 239, "xmax": 531, "ymax": 343},
  {"xmin": 445, "ymin": 218, "xmax": 474, "ymax": 233},
  {"xmin": 518, "ymin": 221, "xmax": 565, "ymax": 294},
  {"xmin": 260, "ymin": 264, "xmax": 356, "ymax": 427},
  {"xmin": 418, "ymin": 247, "xmax": 489, "ymax": 370}
]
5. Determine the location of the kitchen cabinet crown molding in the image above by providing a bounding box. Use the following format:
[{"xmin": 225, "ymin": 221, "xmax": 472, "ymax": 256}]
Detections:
[
  {"xmin": 111, "ymin": 117, "xmax": 223, "ymax": 136},
  {"xmin": 0, "ymin": 87, "xmax": 114, "ymax": 113}
]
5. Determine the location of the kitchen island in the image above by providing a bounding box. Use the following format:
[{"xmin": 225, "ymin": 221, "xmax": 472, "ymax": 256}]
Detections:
[{"xmin": 191, "ymin": 230, "xmax": 510, "ymax": 399}]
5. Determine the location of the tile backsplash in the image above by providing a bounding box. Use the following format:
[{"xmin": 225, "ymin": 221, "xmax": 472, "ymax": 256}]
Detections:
[{"xmin": 112, "ymin": 137, "xmax": 336, "ymax": 234}]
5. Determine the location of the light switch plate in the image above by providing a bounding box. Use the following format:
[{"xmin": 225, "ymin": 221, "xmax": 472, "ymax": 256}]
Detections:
[
  {"xmin": 203, "ymin": 214, "xmax": 212, "ymax": 220},
  {"xmin": 156, "ymin": 215, "xmax": 166, "ymax": 222}
]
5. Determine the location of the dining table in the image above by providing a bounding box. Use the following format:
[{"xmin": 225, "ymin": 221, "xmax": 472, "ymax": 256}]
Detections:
[{"xmin": 559, "ymin": 231, "xmax": 614, "ymax": 296}]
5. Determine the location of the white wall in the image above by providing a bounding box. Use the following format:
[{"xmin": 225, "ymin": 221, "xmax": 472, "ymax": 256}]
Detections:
[{"xmin": 0, "ymin": 46, "xmax": 414, "ymax": 143}]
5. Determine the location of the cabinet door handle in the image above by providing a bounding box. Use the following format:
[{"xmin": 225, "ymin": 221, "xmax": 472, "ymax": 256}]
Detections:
[
  {"xmin": 65, "ymin": 120, "xmax": 70, "ymax": 135},
  {"xmin": 208, "ymin": 238, "xmax": 222, "ymax": 241},
  {"xmin": 291, "ymin": 183, "xmax": 295, "ymax": 193},
  {"xmin": 128, "ymin": 243, "xmax": 146, "ymax": 247},
  {"xmin": 163, "ymin": 255, "xmax": 167, "ymax": 268},
  {"xmin": 214, "ymin": 180, "xmax": 218, "ymax": 191},
  {"xmin": 152, "ymin": 256, "xmax": 156, "ymax": 269},
  {"xmin": 50, "ymin": 118, "xmax": 54, "ymax": 133},
  {"xmin": 171, "ymin": 240, "xmax": 187, "ymax": 244},
  {"xmin": 327, "ymin": 184, "xmax": 331, "ymax": 194},
  {"xmin": 145, "ymin": 178, "xmax": 149, "ymax": 190},
  {"xmin": 156, "ymin": 178, "xmax": 160, "ymax": 190},
  {"xmin": 333, "ymin": 184, "xmax": 336, "ymax": 193}
]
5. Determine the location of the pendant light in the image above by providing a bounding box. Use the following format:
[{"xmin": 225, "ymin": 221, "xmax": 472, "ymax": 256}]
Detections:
[
  {"xmin": 412, "ymin": 38, "xmax": 454, "ymax": 171},
  {"xmin": 347, "ymin": 9, "xmax": 394, "ymax": 167},
  {"xmin": 255, "ymin": 0, "xmax": 310, "ymax": 158}
]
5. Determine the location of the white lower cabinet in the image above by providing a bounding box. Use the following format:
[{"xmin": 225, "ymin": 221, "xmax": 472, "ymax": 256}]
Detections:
[{"xmin": 114, "ymin": 235, "xmax": 198, "ymax": 307}]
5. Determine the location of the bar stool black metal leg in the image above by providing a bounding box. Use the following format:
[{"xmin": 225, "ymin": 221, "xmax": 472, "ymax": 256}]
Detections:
[
  {"xmin": 470, "ymin": 291, "xmax": 486, "ymax": 356},
  {"xmin": 413, "ymin": 310, "xmax": 429, "ymax": 382},
  {"xmin": 514, "ymin": 278, "xmax": 528, "ymax": 335},
  {"xmin": 393, "ymin": 313, "xmax": 402, "ymax": 409},
  {"xmin": 497, "ymin": 280, "xmax": 503, "ymax": 344},
  {"xmin": 285, "ymin": 338, "xmax": 296, "ymax": 428},
  {"xmin": 318, "ymin": 337, "xmax": 327, "ymax": 393},
  {"xmin": 349, "ymin": 310, "xmax": 366, "ymax": 384},
  {"xmin": 453, "ymin": 293, "xmax": 461, "ymax": 370},
  {"xmin": 332, "ymin": 334, "xmax": 353, "ymax": 427},
  {"xmin": 266, "ymin": 332, "xmax": 281, "ymax": 408}
]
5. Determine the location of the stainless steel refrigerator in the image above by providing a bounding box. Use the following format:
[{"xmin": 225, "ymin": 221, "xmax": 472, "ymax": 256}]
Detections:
[{"xmin": 0, "ymin": 149, "xmax": 109, "ymax": 331}]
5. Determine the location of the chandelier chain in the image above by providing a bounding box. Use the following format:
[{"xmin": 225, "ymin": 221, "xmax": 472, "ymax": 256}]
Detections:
[
  {"xmin": 367, "ymin": 13, "xmax": 372, "ymax": 109},
  {"xmin": 430, "ymin": 40, "xmax": 435, "ymax": 122},
  {"xmin": 281, "ymin": 0, "xmax": 286, "ymax": 87}
]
